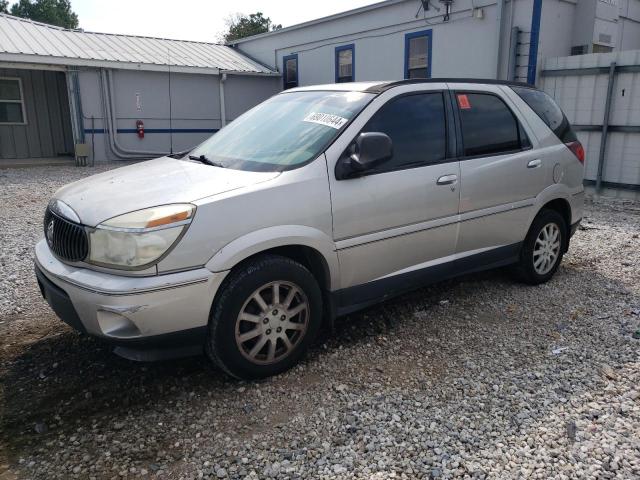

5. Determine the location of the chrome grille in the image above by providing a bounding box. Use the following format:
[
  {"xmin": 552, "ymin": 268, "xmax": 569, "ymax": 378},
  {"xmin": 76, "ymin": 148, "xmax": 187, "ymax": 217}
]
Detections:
[{"xmin": 43, "ymin": 208, "xmax": 89, "ymax": 262}]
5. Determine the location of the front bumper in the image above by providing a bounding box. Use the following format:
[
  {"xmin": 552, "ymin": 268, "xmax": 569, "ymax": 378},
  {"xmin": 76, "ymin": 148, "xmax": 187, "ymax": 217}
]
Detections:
[{"xmin": 35, "ymin": 239, "xmax": 228, "ymax": 358}]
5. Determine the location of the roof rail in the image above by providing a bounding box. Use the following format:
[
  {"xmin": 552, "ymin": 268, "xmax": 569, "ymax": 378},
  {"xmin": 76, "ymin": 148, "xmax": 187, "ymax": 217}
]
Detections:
[{"xmin": 365, "ymin": 78, "xmax": 535, "ymax": 93}]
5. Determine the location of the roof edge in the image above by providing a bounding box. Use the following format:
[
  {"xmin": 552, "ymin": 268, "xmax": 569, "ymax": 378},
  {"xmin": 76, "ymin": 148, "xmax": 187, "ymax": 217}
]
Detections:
[{"xmin": 226, "ymin": 0, "xmax": 407, "ymax": 45}]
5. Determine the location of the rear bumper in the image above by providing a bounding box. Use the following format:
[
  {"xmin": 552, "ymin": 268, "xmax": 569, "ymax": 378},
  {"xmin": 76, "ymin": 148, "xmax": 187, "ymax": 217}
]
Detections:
[{"xmin": 34, "ymin": 239, "xmax": 228, "ymax": 358}]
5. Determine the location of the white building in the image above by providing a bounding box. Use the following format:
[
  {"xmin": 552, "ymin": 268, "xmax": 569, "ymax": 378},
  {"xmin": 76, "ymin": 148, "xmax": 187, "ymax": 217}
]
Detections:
[{"xmin": 230, "ymin": 0, "xmax": 640, "ymax": 87}]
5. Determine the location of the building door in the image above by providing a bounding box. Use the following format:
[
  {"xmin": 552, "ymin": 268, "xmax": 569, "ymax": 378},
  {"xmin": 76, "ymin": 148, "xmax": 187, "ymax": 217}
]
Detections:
[{"xmin": 0, "ymin": 69, "xmax": 74, "ymax": 161}]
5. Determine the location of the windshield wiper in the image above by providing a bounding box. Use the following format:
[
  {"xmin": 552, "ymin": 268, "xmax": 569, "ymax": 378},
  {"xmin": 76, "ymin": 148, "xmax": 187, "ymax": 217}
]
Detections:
[{"xmin": 188, "ymin": 154, "xmax": 225, "ymax": 168}]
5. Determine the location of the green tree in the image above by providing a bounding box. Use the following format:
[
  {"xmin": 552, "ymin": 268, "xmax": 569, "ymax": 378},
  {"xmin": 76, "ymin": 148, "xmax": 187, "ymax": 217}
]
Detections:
[
  {"xmin": 0, "ymin": 1, "xmax": 9, "ymax": 13},
  {"xmin": 222, "ymin": 12, "xmax": 281, "ymax": 43},
  {"xmin": 10, "ymin": 0, "xmax": 78, "ymax": 29}
]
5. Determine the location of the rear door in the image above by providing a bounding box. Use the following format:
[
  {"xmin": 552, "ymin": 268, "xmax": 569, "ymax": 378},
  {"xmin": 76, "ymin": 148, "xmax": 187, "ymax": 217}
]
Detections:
[
  {"xmin": 450, "ymin": 83, "xmax": 546, "ymax": 256},
  {"xmin": 325, "ymin": 84, "xmax": 460, "ymax": 303}
]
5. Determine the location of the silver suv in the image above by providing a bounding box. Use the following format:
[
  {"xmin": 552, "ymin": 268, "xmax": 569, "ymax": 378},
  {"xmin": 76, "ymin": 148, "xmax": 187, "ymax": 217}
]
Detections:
[{"xmin": 35, "ymin": 80, "xmax": 585, "ymax": 379}]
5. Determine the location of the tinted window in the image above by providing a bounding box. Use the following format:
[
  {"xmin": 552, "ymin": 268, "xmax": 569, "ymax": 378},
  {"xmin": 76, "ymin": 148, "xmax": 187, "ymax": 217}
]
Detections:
[
  {"xmin": 457, "ymin": 93, "xmax": 522, "ymax": 157},
  {"xmin": 362, "ymin": 92, "xmax": 446, "ymax": 171},
  {"xmin": 511, "ymin": 86, "xmax": 577, "ymax": 143}
]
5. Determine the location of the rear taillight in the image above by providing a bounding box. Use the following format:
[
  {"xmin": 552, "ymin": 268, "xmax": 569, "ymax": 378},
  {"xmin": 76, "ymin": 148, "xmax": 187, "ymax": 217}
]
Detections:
[{"xmin": 566, "ymin": 141, "xmax": 585, "ymax": 164}]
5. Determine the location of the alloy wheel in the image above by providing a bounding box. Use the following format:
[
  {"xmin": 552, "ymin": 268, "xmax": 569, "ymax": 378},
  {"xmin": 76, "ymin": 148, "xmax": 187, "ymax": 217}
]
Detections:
[
  {"xmin": 234, "ymin": 281, "xmax": 309, "ymax": 365},
  {"xmin": 533, "ymin": 222, "xmax": 561, "ymax": 275}
]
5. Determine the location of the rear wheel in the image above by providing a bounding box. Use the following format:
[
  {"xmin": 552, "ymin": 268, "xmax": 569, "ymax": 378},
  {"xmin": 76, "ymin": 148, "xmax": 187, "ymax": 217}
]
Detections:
[
  {"xmin": 514, "ymin": 209, "xmax": 566, "ymax": 285},
  {"xmin": 206, "ymin": 255, "xmax": 322, "ymax": 379}
]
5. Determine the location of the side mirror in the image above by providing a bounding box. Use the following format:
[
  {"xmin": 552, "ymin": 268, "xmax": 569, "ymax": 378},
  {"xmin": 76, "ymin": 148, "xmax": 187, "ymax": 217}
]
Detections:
[{"xmin": 336, "ymin": 132, "xmax": 393, "ymax": 179}]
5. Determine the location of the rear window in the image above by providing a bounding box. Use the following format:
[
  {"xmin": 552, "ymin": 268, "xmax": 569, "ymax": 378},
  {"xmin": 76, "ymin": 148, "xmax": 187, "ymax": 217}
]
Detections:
[{"xmin": 511, "ymin": 87, "xmax": 577, "ymax": 143}]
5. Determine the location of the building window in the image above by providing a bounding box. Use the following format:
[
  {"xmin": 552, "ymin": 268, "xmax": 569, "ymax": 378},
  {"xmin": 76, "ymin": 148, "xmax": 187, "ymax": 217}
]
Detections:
[
  {"xmin": 283, "ymin": 54, "xmax": 298, "ymax": 90},
  {"xmin": 335, "ymin": 44, "xmax": 354, "ymax": 83},
  {"xmin": 404, "ymin": 29, "xmax": 432, "ymax": 79},
  {"xmin": 0, "ymin": 77, "xmax": 26, "ymax": 124},
  {"xmin": 570, "ymin": 45, "xmax": 588, "ymax": 56}
]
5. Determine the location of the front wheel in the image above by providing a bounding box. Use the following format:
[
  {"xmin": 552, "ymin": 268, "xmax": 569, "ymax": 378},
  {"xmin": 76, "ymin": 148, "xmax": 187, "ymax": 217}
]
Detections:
[
  {"xmin": 513, "ymin": 209, "xmax": 566, "ymax": 285},
  {"xmin": 206, "ymin": 255, "xmax": 322, "ymax": 380}
]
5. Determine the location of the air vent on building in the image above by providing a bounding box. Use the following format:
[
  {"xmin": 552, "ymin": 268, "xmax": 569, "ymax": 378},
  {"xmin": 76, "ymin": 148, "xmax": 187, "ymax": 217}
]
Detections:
[
  {"xmin": 598, "ymin": 33, "xmax": 613, "ymax": 44},
  {"xmin": 571, "ymin": 45, "xmax": 588, "ymax": 56}
]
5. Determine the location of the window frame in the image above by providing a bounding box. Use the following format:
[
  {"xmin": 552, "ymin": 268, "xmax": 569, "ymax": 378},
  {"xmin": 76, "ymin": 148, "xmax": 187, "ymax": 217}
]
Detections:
[
  {"xmin": 335, "ymin": 44, "xmax": 355, "ymax": 83},
  {"xmin": 404, "ymin": 29, "xmax": 433, "ymax": 80},
  {"xmin": 282, "ymin": 54, "xmax": 299, "ymax": 90},
  {"xmin": 340, "ymin": 90, "xmax": 455, "ymax": 178},
  {"xmin": 0, "ymin": 77, "xmax": 27, "ymax": 125},
  {"xmin": 452, "ymin": 90, "xmax": 532, "ymax": 160}
]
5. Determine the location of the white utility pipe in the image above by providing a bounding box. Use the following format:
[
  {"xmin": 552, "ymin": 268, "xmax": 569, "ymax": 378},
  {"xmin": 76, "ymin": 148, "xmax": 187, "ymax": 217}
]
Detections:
[{"xmin": 219, "ymin": 72, "xmax": 227, "ymax": 128}]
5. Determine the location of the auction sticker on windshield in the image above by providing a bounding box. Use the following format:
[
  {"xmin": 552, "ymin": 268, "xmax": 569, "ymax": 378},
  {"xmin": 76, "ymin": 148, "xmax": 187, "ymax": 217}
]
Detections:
[{"xmin": 303, "ymin": 112, "xmax": 349, "ymax": 129}]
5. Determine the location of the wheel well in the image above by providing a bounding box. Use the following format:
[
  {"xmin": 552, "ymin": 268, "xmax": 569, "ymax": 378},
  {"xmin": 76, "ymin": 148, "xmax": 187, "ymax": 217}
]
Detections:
[
  {"xmin": 540, "ymin": 198, "xmax": 571, "ymax": 250},
  {"xmin": 233, "ymin": 245, "xmax": 331, "ymax": 291}
]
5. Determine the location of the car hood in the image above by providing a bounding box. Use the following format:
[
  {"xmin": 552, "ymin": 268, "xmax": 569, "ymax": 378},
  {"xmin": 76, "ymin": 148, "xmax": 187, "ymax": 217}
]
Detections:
[{"xmin": 54, "ymin": 157, "xmax": 280, "ymax": 227}]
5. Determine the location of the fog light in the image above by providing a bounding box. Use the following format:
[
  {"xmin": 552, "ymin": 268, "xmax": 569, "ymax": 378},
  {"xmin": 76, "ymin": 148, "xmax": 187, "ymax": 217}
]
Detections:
[{"xmin": 97, "ymin": 309, "xmax": 141, "ymax": 338}]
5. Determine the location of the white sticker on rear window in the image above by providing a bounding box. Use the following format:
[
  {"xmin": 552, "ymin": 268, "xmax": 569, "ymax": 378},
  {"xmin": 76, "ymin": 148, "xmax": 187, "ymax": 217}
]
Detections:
[{"xmin": 303, "ymin": 112, "xmax": 349, "ymax": 130}]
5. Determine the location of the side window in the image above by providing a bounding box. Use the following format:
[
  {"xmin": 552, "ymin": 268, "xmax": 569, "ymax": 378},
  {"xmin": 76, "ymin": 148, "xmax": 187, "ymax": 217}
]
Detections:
[
  {"xmin": 0, "ymin": 77, "xmax": 26, "ymax": 124},
  {"xmin": 511, "ymin": 86, "xmax": 577, "ymax": 143},
  {"xmin": 362, "ymin": 92, "xmax": 446, "ymax": 172},
  {"xmin": 404, "ymin": 30, "xmax": 432, "ymax": 79},
  {"xmin": 456, "ymin": 93, "xmax": 523, "ymax": 157},
  {"xmin": 335, "ymin": 44, "xmax": 354, "ymax": 83},
  {"xmin": 283, "ymin": 54, "xmax": 298, "ymax": 90}
]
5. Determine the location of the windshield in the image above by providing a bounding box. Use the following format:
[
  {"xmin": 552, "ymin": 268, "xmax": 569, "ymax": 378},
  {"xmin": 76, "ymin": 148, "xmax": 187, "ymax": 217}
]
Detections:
[{"xmin": 188, "ymin": 90, "xmax": 374, "ymax": 171}]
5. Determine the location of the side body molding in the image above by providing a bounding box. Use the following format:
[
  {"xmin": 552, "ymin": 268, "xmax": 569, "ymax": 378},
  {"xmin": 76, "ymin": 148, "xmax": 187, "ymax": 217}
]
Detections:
[{"xmin": 205, "ymin": 225, "xmax": 340, "ymax": 291}]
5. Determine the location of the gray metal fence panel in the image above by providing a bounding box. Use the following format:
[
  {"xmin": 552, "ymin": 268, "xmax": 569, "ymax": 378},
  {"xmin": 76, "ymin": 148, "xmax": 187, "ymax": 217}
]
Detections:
[{"xmin": 540, "ymin": 50, "xmax": 640, "ymax": 189}]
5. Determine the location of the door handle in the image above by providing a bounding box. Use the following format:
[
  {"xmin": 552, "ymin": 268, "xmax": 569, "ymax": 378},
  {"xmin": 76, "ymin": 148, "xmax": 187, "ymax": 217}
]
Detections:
[
  {"xmin": 436, "ymin": 174, "xmax": 458, "ymax": 185},
  {"xmin": 527, "ymin": 159, "xmax": 542, "ymax": 169}
]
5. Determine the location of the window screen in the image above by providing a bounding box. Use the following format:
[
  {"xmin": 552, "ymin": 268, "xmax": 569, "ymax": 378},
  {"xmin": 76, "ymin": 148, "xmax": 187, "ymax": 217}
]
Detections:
[
  {"xmin": 362, "ymin": 92, "xmax": 446, "ymax": 172},
  {"xmin": 0, "ymin": 78, "xmax": 25, "ymax": 124},
  {"xmin": 406, "ymin": 32, "xmax": 430, "ymax": 79},
  {"xmin": 283, "ymin": 56, "xmax": 298, "ymax": 90},
  {"xmin": 457, "ymin": 93, "xmax": 522, "ymax": 157},
  {"xmin": 511, "ymin": 87, "xmax": 576, "ymax": 143},
  {"xmin": 336, "ymin": 46, "xmax": 354, "ymax": 83}
]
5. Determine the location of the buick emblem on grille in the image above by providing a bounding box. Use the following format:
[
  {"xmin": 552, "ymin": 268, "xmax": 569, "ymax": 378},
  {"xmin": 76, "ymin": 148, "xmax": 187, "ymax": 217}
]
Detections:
[{"xmin": 46, "ymin": 219, "xmax": 55, "ymax": 248}]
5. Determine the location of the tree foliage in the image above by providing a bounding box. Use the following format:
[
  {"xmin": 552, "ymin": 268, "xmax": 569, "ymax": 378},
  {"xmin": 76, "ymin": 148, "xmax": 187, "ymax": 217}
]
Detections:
[
  {"xmin": 222, "ymin": 12, "xmax": 281, "ymax": 43},
  {"xmin": 8, "ymin": 0, "xmax": 78, "ymax": 29},
  {"xmin": 0, "ymin": 1, "xmax": 9, "ymax": 13}
]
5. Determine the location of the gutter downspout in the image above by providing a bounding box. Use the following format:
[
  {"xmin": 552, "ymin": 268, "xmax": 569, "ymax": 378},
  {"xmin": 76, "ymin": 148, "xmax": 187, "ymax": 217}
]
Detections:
[
  {"xmin": 219, "ymin": 72, "xmax": 227, "ymax": 128},
  {"xmin": 495, "ymin": 0, "xmax": 506, "ymax": 79}
]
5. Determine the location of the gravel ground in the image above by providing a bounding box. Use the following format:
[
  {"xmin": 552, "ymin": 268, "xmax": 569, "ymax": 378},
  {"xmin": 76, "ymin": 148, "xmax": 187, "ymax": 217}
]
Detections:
[{"xmin": 1, "ymin": 164, "xmax": 639, "ymax": 479}]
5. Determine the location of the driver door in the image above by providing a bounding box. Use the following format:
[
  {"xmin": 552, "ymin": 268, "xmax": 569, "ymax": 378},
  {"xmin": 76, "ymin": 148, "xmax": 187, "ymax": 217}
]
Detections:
[{"xmin": 325, "ymin": 85, "xmax": 460, "ymax": 308}]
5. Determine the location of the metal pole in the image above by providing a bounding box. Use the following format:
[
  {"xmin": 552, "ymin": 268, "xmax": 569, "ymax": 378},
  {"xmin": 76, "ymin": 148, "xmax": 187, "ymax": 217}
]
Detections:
[
  {"xmin": 495, "ymin": 0, "xmax": 505, "ymax": 79},
  {"xmin": 596, "ymin": 62, "xmax": 616, "ymax": 192}
]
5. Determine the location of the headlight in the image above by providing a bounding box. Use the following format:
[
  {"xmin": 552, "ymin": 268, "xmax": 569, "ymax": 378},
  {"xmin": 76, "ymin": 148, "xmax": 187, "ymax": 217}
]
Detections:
[{"xmin": 87, "ymin": 204, "xmax": 195, "ymax": 269}]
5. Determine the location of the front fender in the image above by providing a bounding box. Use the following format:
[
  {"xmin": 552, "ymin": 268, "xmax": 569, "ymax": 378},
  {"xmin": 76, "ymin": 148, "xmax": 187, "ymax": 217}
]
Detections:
[{"xmin": 205, "ymin": 225, "xmax": 340, "ymax": 291}]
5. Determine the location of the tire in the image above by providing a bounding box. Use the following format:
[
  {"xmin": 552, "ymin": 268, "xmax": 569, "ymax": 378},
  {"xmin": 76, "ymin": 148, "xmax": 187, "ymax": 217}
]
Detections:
[
  {"xmin": 206, "ymin": 254, "xmax": 322, "ymax": 380},
  {"xmin": 513, "ymin": 209, "xmax": 566, "ymax": 285}
]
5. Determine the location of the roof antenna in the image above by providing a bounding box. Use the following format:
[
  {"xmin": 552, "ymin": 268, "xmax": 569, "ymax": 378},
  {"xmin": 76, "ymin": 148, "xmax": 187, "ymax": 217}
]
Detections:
[{"xmin": 167, "ymin": 46, "xmax": 174, "ymax": 155}]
